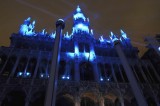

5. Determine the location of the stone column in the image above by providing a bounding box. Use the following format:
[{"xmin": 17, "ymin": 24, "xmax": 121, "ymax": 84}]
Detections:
[
  {"xmin": 74, "ymin": 60, "xmax": 80, "ymax": 81},
  {"xmin": 99, "ymin": 97, "xmax": 104, "ymax": 106},
  {"xmin": 114, "ymin": 40, "xmax": 147, "ymax": 106},
  {"xmin": 75, "ymin": 96, "xmax": 81, "ymax": 106},
  {"xmin": 119, "ymin": 96, "xmax": 124, "ymax": 106}
]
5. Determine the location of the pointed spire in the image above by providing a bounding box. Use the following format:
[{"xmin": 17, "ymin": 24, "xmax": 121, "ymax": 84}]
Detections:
[
  {"xmin": 76, "ymin": 5, "xmax": 81, "ymax": 12},
  {"xmin": 120, "ymin": 29, "xmax": 127, "ymax": 39},
  {"xmin": 110, "ymin": 32, "xmax": 118, "ymax": 42}
]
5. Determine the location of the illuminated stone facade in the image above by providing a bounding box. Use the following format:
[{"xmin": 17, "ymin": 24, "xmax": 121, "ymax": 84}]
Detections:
[{"xmin": 0, "ymin": 6, "xmax": 160, "ymax": 106}]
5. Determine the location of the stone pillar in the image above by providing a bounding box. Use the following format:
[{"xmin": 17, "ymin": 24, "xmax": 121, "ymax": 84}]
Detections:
[
  {"xmin": 74, "ymin": 61, "xmax": 80, "ymax": 81},
  {"xmin": 119, "ymin": 96, "xmax": 124, "ymax": 106},
  {"xmin": 114, "ymin": 40, "xmax": 147, "ymax": 106},
  {"xmin": 75, "ymin": 96, "xmax": 81, "ymax": 106},
  {"xmin": 99, "ymin": 97, "xmax": 104, "ymax": 106}
]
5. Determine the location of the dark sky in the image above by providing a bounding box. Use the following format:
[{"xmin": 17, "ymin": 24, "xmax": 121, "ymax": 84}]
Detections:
[{"xmin": 0, "ymin": 0, "xmax": 160, "ymax": 56}]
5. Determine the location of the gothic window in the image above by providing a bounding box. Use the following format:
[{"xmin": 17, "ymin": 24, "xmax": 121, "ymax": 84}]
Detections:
[
  {"xmin": 120, "ymin": 65, "xmax": 129, "ymax": 82},
  {"xmin": 147, "ymin": 65, "xmax": 159, "ymax": 83},
  {"xmin": 134, "ymin": 65, "xmax": 146, "ymax": 83},
  {"xmin": 37, "ymin": 58, "xmax": 48, "ymax": 78},
  {"xmin": 78, "ymin": 43, "xmax": 90, "ymax": 52},
  {"xmin": 27, "ymin": 58, "xmax": 37, "ymax": 77},
  {"xmin": 1, "ymin": 56, "xmax": 16, "ymax": 77},
  {"xmin": 114, "ymin": 98, "xmax": 121, "ymax": 106},
  {"xmin": 142, "ymin": 66, "xmax": 153, "ymax": 83},
  {"xmin": 98, "ymin": 63, "xmax": 105, "ymax": 79},
  {"xmin": 81, "ymin": 97, "xmax": 96, "ymax": 106},
  {"xmin": 56, "ymin": 95, "xmax": 74, "ymax": 106},
  {"xmin": 0, "ymin": 54, "xmax": 7, "ymax": 71},
  {"xmin": 104, "ymin": 98, "xmax": 114, "ymax": 106},
  {"xmin": 58, "ymin": 60, "xmax": 66, "ymax": 79},
  {"xmin": 104, "ymin": 63, "xmax": 114, "ymax": 82},
  {"xmin": 113, "ymin": 64, "xmax": 123, "ymax": 82},
  {"xmin": 30, "ymin": 91, "xmax": 45, "ymax": 106},
  {"xmin": 80, "ymin": 62, "xmax": 94, "ymax": 81}
]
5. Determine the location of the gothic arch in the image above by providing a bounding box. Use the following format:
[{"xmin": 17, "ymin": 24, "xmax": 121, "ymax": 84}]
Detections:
[
  {"xmin": 56, "ymin": 93, "xmax": 74, "ymax": 106},
  {"xmin": 114, "ymin": 98, "xmax": 121, "ymax": 106},
  {"xmin": 104, "ymin": 63, "xmax": 114, "ymax": 82},
  {"xmin": 81, "ymin": 97, "xmax": 96, "ymax": 106},
  {"xmin": 134, "ymin": 65, "xmax": 146, "ymax": 83},
  {"xmin": 37, "ymin": 58, "xmax": 48, "ymax": 78},
  {"xmin": 147, "ymin": 65, "xmax": 159, "ymax": 83},
  {"xmin": 79, "ymin": 61, "xmax": 94, "ymax": 81},
  {"xmin": 113, "ymin": 64, "xmax": 123, "ymax": 82},
  {"xmin": 0, "ymin": 54, "xmax": 7, "ymax": 73},
  {"xmin": 58, "ymin": 60, "xmax": 66, "ymax": 80},
  {"xmin": 104, "ymin": 98, "xmax": 114, "ymax": 106},
  {"xmin": 30, "ymin": 90, "xmax": 45, "ymax": 106},
  {"xmin": 1, "ymin": 55, "xmax": 17, "ymax": 77},
  {"xmin": 14, "ymin": 56, "xmax": 28, "ymax": 77}
]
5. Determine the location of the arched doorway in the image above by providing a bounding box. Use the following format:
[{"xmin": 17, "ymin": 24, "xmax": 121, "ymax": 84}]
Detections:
[
  {"xmin": 114, "ymin": 98, "xmax": 121, "ymax": 106},
  {"xmin": 104, "ymin": 98, "xmax": 114, "ymax": 106},
  {"xmin": 30, "ymin": 91, "xmax": 45, "ymax": 106},
  {"xmin": 1, "ymin": 56, "xmax": 17, "ymax": 77},
  {"xmin": 2, "ymin": 90, "xmax": 26, "ymax": 106},
  {"xmin": 81, "ymin": 97, "xmax": 96, "ymax": 106},
  {"xmin": 80, "ymin": 62, "xmax": 94, "ymax": 81},
  {"xmin": 56, "ymin": 95, "xmax": 74, "ymax": 106}
]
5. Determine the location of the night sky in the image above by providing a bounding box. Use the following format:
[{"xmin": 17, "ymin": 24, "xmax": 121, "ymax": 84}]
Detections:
[{"xmin": 0, "ymin": 0, "xmax": 160, "ymax": 56}]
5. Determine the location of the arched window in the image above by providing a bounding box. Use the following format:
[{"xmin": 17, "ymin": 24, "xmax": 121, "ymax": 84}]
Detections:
[
  {"xmin": 134, "ymin": 65, "xmax": 146, "ymax": 83},
  {"xmin": 104, "ymin": 98, "xmax": 114, "ymax": 106},
  {"xmin": 141, "ymin": 65, "xmax": 153, "ymax": 83},
  {"xmin": 1, "ymin": 56, "xmax": 17, "ymax": 77},
  {"xmin": 147, "ymin": 65, "xmax": 159, "ymax": 83},
  {"xmin": 14, "ymin": 57, "xmax": 28, "ymax": 77},
  {"xmin": 0, "ymin": 54, "xmax": 7, "ymax": 72},
  {"xmin": 80, "ymin": 62, "xmax": 94, "ymax": 81},
  {"xmin": 114, "ymin": 98, "xmax": 121, "ymax": 106},
  {"xmin": 27, "ymin": 58, "xmax": 37, "ymax": 77},
  {"xmin": 120, "ymin": 65, "xmax": 129, "ymax": 82},
  {"xmin": 104, "ymin": 63, "xmax": 114, "ymax": 82},
  {"xmin": 37, "ymin": 58, "xmax": 48, "ymax": 78},
  {"xmin": 30, "ymin": 91, "xmax": 45, "ymax": 106},
  {"xmin": 58, "ymin": 60, "xmax": 66, "ymax": 80},
  {"xmin": 113, "ymin": 64, "xmax": 123, "ymax": 82},
  {"xmin": 98, "ymin": 63, "xmax": 105, "ymax": 80},
  {"xmin": 81, "ymin": 97, "xmax": 96, "ymax": 106},
  {"xmin": 56, "ymin": 95, "xmax": 74, "ymax": 106}
]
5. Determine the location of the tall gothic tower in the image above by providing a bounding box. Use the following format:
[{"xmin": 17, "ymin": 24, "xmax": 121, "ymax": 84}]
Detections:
[{"xmin": 0, "ymin": 6, "xmax": 160, "ymax": 106}]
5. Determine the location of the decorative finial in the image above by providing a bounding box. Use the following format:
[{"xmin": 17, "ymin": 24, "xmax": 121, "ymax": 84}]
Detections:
[{"xmin": 77, "ymin": 5, "xmax": 81, "ymax": 12}]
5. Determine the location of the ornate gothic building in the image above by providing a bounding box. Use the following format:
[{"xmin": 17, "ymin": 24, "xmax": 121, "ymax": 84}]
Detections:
[{"xmin": 0, "ymin": 6, "xmax": 160, "ymax": 106}]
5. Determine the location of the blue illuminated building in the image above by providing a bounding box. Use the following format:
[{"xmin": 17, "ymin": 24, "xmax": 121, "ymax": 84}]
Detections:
[{"xmin": 0, "ymin": 6, "xmax": 160, "ymax": 106}]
